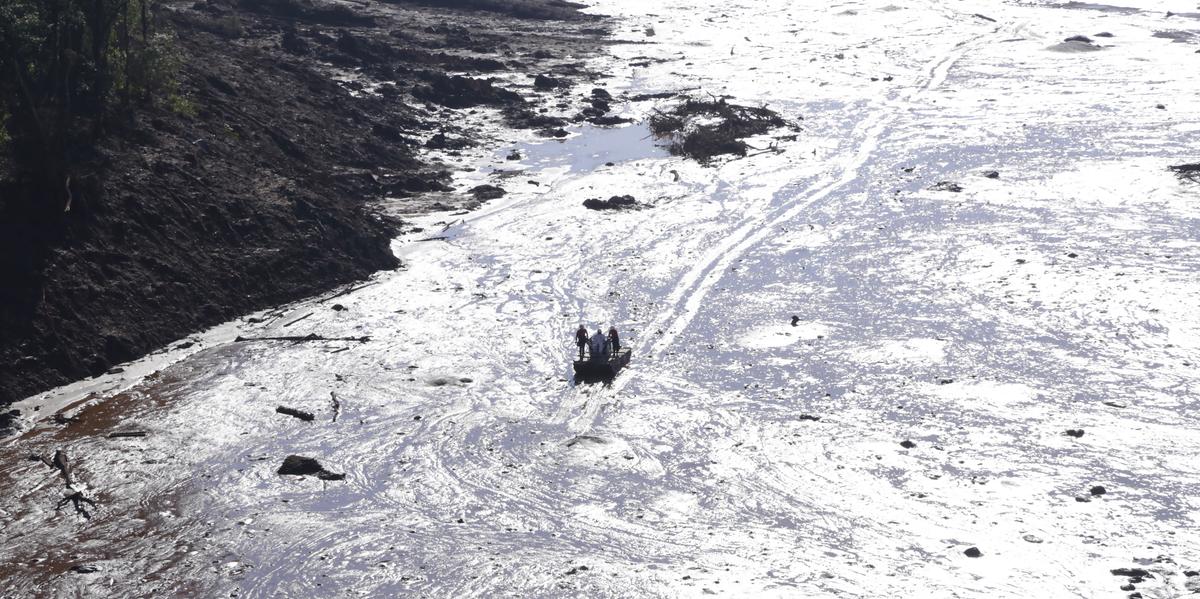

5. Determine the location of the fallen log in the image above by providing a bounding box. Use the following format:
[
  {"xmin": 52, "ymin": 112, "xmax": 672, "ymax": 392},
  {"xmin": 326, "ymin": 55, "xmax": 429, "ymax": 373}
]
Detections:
[
  {"xmin": 283, "ymin": 312, "xmax": 313, "ymax": 328},
  {"xmin": 108, "ymin": 431, "xmax": 148, "ymax": 438},
  {"xmin": 234, "ymin": 334, "xmax": 370, "ymax": 343},
  {"xmin": 276, "ymin": 406, "xmax": 315, "ymax": 422}
]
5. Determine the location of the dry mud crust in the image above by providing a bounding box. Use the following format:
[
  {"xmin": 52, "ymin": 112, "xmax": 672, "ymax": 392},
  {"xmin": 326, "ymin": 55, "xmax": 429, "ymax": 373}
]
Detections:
[
  {"xmin": 649, "ymin": 96, "xmax": 790, "ymax": 162},
  {"xmin": 0, "ymin": 0, "xmax": 608, "ymax": 407}
]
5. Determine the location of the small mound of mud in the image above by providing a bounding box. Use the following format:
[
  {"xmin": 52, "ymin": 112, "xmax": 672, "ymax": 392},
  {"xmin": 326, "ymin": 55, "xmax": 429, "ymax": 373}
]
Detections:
[
  {"xmin": 1170, "ymin": 162, "xmax": 1200, "ymax": 182},
  {"xmin": 413, "ymin": 72, "xmax": 522, "ymax": 108},
  {"xmin": 469, "ymin": 184, "xmax": 507, "ymax": 200},
  {"xmin": 1047, "ymin": 39, "xmax": 1103, "ymax": 52},
  {"xmin": 649, "ymin": 96, "xmax": 789, "ymax": 162},
  {"xmin": 583, "ymin": 195, "xmax": 639, "ymax": 210}
]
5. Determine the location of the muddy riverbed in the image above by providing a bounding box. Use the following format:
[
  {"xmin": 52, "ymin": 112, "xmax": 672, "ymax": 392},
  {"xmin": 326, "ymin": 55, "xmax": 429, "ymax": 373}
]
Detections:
[{"xmin": 3, "ymin": 0, "xmax": 1200, "ymax": 597}]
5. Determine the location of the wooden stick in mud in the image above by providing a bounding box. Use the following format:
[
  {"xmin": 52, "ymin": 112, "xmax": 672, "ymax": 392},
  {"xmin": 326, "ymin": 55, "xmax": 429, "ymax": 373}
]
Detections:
[
  {"xmin": 233, "ymin": 334, "xmax": 370, "ymax": 343},
  {"xmin": 276, "ymin": 406, "xmax": 315, "ymax": 422}
]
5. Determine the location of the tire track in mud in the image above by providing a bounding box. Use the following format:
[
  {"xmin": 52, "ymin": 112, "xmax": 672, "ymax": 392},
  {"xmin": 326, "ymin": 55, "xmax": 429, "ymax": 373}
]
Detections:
[{"xmin": 583, "ymin": 19, "xmax": 1018, "ymax": 415}]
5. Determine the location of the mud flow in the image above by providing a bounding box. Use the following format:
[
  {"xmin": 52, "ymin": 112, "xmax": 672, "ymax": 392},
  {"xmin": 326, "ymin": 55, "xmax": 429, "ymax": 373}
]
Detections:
[{"xmin": 4, "ymin": 0, "xmax": 1200, "ymax": 597}]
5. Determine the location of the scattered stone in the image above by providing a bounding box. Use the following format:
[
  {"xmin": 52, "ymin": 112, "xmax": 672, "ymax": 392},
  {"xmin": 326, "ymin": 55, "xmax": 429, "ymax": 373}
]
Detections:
[
  {"xmin": 982, "ymin": 170, "xmax": 1000, "ymax": 179},
  {"xmin": 900, "ymin": 440, "xmax": 916, "ymax": 449},
  {"xmin": 566, "ymin": 565, "xmax": 591, "ymax": 575},
  {"xmin": 1065, "ymin": 429, "xmax": 1085, "ymax": 438},
  {"xmin": 1103, "ymin": 401, "xmax": 1127, "ymax": 408},
  {"xmin": 964, "ymin": 547, "xmax": 982, "ymax": 558},
  {"xmin": 1156, "ymin": 104, "xmax": 1166, "ymax": 110},
  {"xmin": 1075, "ymin": 496, "xmax": 1091, "ymax": 502},
  {"xmin": 1064, "ymin": 35, "xmax": 1093, "ymax": 43},
  {"xmin": 938, "ymin": 378, "xmax": 954, "ymax": 385},
  {"xmin": 790, "ymin": 315, "xmax": 800, "ymax": 326},
  {"xmin": 1121, "ymin": 584, "xmax": 1136, "ymax": 591},
  {"xmin": 583, "ymin": 195, "xmax": 639, "ymax": 211},
  {"xmin": 1022, "ymin": 534, "xmax": 1043, "ymax": 543},
  {"xmin": 1095, "ymin": 32, "xmax": 1114, "ymax": 38},
  {"xmin": 506, "ymin": 150, "xmax": 522, "ymax": 161},
  {"xmin": 70, "ymin": 564, "xmax": 100, "ymax": 574},
  {"xmin": 331, "ymin": 304, "xmax": 346, "ymax": 311},
  {"xmin": 1067, "ymin": 252, "xmax": 1079, "ymax": 258},
  {"xmin": 1090, "ymin": 485, "xmax": 1107, "ymax": 496},
  {"xmin": 798, "ymin": 414, "xmax": 821, "ymax": 422},
  {"xmin": 929, "ymin": 181, "xmax": 963, "ymax": 192},
  {"xmin": 469, "ymin": 185, "xmax": 507, "ymax": 201}
]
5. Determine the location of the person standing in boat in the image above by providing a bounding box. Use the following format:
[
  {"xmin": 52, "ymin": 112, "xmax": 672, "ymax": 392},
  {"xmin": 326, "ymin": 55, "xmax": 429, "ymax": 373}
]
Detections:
[
  {"xmin": 607, "ymin": 327, "xmax": 620, "ymax": 354},
  {"xmin": 590, "ymin": 328, "xmax": 608, "ymax": 361},
  {"xmin": 575, "ymin": 325, "xmax": 589, "ymax": 360}
]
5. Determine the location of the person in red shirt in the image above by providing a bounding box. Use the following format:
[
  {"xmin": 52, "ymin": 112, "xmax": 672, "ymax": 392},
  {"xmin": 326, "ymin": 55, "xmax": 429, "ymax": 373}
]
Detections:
[{"xmin": 575, "ymin": 325, "xmax": 588, "ymax": 360}]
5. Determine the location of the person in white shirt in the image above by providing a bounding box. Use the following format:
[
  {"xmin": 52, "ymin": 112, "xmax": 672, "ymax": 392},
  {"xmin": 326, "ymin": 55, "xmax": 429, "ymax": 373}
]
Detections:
[{"xmin": 590, "ymin": 329, "xmax": 608, "ymax": 361}]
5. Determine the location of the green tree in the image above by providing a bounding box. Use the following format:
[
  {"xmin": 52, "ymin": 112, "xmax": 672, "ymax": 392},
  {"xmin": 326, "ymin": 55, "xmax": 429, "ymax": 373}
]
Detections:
[{"xmin": 0, "ymin": 0, "xmax": 175, "ymax": 217}]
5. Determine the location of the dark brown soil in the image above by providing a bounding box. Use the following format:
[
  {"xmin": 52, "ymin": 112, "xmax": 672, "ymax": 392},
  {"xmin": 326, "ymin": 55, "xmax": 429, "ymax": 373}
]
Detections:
[{"xmin": 0, "ymin": 0, "xmax": 609, "ymax": 408}]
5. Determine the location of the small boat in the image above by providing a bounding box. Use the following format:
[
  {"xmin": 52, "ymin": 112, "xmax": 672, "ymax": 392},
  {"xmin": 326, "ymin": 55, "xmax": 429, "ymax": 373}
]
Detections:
[{"xmin": 573, "ymin": 348, "xmax": 631, "ymax": 381}]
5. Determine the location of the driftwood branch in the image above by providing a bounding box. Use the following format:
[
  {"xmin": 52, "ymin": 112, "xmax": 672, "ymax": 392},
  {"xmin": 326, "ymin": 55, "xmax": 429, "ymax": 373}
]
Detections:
[
  {"xmin": 283, "ymin": 312, "xmax": 313, "ymax": 328},
  {"xmin": 276, "ymin": 406, "xmax": 315, "ymax": 422},
  {"xmin": 234, "ymin": 334, "xmax": 370, "ymax": 343},
  {"xmin": 330, "ymin": 392, "xmax": 341, "ymax": 423}
]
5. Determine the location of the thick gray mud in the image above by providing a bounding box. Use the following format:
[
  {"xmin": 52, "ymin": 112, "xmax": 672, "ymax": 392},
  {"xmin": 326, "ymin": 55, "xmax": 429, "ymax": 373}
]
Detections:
[{"xmin": 4, "ymin": 0, "xmax": 1200, "ymax": 597}]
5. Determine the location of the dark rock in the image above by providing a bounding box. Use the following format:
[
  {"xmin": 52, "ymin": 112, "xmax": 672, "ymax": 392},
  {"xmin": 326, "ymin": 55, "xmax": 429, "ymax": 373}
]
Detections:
[
  {"xmin": 1184, "ymin": 570, "xmax": 1198, "ymax": 577},
  {"xmin": 938, "ymin": 378, "xmax": 953, "ymax": 385},
  {"xmin": 900, "ymin": 440, "xmax": 916, "ymax": 449},
  {"xmin": 503, "ymin": 106, "xmax": 568, "ymax": 130},
  {"xmin": 1121, "ymin": 584, "xmax": 1135, "ymax": 591},
  {"xmin": 1090, "ymin": 485, "xmax": 1107, "ymax": 496},
  {"xmin": 537, "ymin": 127, "xmax": 569, "ymax": 138},
  {"xmin": 1067, "ymin": 252, "xmax": 1079, "ymax": 258},
  {"xmin": 469, "ymin": 185, "xmax": 506, "ymax": 201},
  {"xmin": 583, "ymin": 195, "xmax": 639, "ymax": 211},
  {"xmin": 506, "ymin": 150, "xmax": 522, "ymax": 161},
  {"xmin": 1156, "ymin": 104, "xmax": 1166, "ymax": 110},
  {"xmin": 591, "ymin": 88, "xmax": 613, "ymax": 101},
  {"xmin": 1064, "ymin": 35, "xmax": 1093, "ymax": 43},
  {"xmin": 588, "ymin": 115, "xmax": 633, "ymax": 126},
  {"xmin": 1111, "ymin": 568, "xmax": 1151, "ymax": 578},
  {"xmin": 566, "ymin": 565, "xmax": 591, "ymax": 575},
  {"xmin": 278, "ymin": 455, "xmax": 324, "ymax": 476},
  {"xmin": 425, "ymin": 132, "xmax": 474, "ymax": 150},
  {"xmin": 534, "ymin": 74, "xmax": 569, "ymax": 90},
  {"xmin": 929, "ymin": 181, "xmax": 963, "ymax": 192},
  {"xmin": 964, "ymin": 547, "xmax": 982, "ymax": 558},
  {"xmin": 1065, "ymin": 429, "xmax": 1084, "ymax": 438},
  {"xmin": 798, "ymin": 414, "xmax": 821, "ymax": 422},
  {"xmin": 982, "ymin": 170, "xmax": 1000, "ymax": 179},
  {"xmin": 790, "ymin": 315, "xmax": 800, "ymax": 326},
  {"xmin": 331, "ymin": 304, "xmax": 346, "ymax": 311},
  {"xmin": 1075, "ymin": 496, "xmax": 1090, "ymax": 502},
  {"xmin": 1095, "ymin": 32, "xmax": 1114, "ymax": 38},
  {"xmin": 70, "ymin": 564, "xmax": 100, "ymax": 574}
]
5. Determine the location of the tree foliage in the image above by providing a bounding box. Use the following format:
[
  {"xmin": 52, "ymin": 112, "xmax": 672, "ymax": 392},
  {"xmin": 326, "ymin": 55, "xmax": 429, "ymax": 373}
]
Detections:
[{"xmin": 0, "ymin": 0, "xmax": 178, "ymax": 216}]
